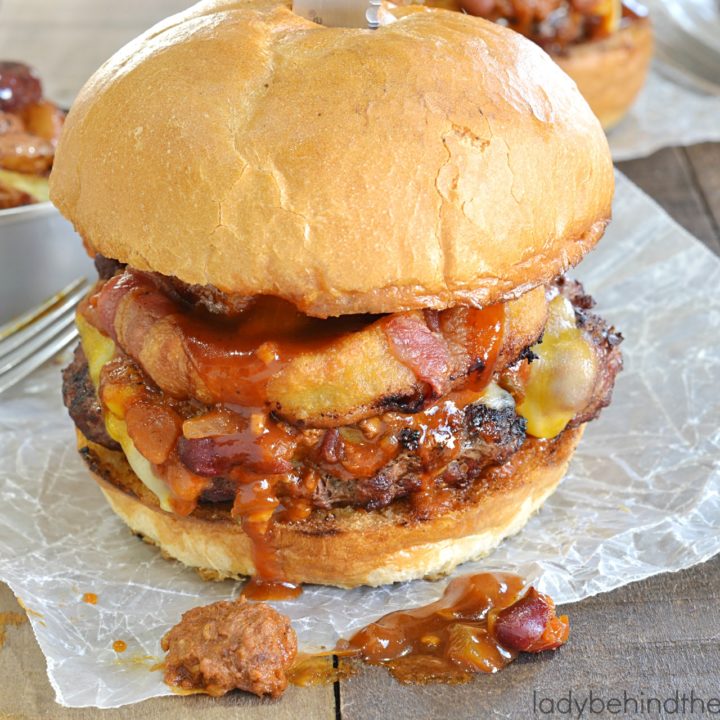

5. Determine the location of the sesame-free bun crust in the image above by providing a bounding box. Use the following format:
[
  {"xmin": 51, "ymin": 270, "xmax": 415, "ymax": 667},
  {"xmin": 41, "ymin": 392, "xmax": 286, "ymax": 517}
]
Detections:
[
  {"xmin": 51, "ymin": 0, "xmax": 613, "ymax": 317},
  {"xmin": 78, "ymin": 426, "xmax": 583, "ymax": 588},
  {"xmin": 554, "ymin": 16, "xmax": 653, "ymax": 130}
]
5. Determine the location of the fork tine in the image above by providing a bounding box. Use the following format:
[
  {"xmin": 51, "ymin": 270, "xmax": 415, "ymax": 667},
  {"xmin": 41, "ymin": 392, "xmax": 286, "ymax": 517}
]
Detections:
[
  {"xmin": 0, "ymin": 277, "xmax": 89, "ymax": 343},
  {"xmin": 0, "ymin": 280, "xmax": 89, "ymax": 361},
  {"xmin": 0, "ymin": 325, "xmax": 78, "ymax": 395},
  {"xmin": 0, "ymin": 307, "xmax": 79, "ymax": 375},
  {"xmin": 0, "ymin": 277, "xmax": 91, "ymax": 396}
]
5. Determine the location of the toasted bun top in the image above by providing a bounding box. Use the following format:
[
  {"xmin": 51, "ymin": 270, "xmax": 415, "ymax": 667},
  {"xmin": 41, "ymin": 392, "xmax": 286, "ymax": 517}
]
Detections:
[{"xmin": 50, "ymin": 0, "xmax": 613, "ymax": 317}]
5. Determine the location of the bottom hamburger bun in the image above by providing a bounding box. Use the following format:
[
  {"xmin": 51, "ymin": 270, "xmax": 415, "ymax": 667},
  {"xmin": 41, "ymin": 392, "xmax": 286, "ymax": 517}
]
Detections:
[
  {"xmin": 78, "ymin": 425, "xmax": 584, "ymax": 588},
  {"xmin": 553, "ymin": 16, "xmax": 653, "ymax": 130}
]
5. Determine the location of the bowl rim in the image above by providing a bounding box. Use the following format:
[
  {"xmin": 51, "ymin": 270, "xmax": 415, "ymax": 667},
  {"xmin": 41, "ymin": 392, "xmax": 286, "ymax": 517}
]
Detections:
[{"xmin": 0, "ymin": 201, "xmax": 58, "ymax": 226}]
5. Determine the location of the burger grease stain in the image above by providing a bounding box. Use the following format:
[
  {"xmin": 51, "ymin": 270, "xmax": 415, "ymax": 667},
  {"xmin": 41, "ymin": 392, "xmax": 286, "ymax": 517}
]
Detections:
[
  {"xmin": 288, "ymin": 652, "xmax": 355, "ymax": 687},
  {"xmin": 113, "ymin": 652, "xmax": 159, "ymax": 669},
  {"xmin": 0, "ymin": 611, "xmax": 27, "ymax": 649},
  {"xmin": 15, "ymin": 597, "xmax": 44, "ymax": 624}
]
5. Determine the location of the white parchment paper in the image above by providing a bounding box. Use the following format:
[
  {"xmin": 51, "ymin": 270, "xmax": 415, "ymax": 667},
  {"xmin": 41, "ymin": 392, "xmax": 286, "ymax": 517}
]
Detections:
[
  {"xmin": 1, "ymin": 171, "xmax": 719, "ymax": 708},
  {"xmin": 608, "ymin": 67, "xmax": 720, "ymax": 161}
]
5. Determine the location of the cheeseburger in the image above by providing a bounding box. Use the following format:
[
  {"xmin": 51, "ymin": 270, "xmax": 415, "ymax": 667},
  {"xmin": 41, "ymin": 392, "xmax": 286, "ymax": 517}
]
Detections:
[
  {"xmin": 396, "ymin": 0, "xmax": 653, "ymax": 129},
  {"xmin": 52, "ymin": 0, "xmax": 621, "ymax": 592}
]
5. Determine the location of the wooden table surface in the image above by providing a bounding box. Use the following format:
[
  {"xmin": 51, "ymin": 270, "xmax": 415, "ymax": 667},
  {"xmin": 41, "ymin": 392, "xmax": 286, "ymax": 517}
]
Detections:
[{"xmin": 0, "ymin": 144, "xmax": 717, "ymax": 720}]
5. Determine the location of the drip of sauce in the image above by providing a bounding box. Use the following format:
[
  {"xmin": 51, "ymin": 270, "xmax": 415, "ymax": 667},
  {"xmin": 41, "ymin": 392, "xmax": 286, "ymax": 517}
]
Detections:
[
  {"xmin": 336, "ymin": 572, "xmax": 569, "ymax": 684},
  {"xmin": 113, "ymin": 640, "xmax": 128, "ymax": 653},
  {"xmin": 231, "ymin": 469, "xmax": 305, "ymax": 600},
  {"xmin": 461, "ymin": 304, "xmax": 505, "ymax": 392},
  {"xmin": 242, "ymin": 579, "xmax": 303, "ymax": 601},
  {"xmin": 82, "ymin": 592, "xmax": 98, "ymax": 605}
]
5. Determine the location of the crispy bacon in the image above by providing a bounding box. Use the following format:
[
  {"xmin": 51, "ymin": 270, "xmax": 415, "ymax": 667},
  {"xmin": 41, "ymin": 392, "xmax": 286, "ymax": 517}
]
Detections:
[
  {"xmin": 383, "ymin": 314, "xmax": 451, "ymax": 397},
  {"xmin": 88, "ymin": 269, "xmax": 512, "ymax": 421},
  {"xmin": 95, "ymin": 270, "xmax": 214, "ymax": 401}
]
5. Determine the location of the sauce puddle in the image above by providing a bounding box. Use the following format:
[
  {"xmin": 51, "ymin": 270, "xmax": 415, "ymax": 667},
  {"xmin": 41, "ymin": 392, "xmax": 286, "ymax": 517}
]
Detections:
[{"xmin": 290, "ymin": 572, "xmax": 569, "ymax": 686}]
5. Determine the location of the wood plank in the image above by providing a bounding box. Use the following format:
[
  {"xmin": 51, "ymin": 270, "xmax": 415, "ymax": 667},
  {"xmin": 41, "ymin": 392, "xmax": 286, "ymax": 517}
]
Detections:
[
  {"xmin": 685, "ymin": 143, "xmax": 720, "ymax": 252},
  {"xmin": 617, "ymin": 146, "xmax": 720, "ymax": 251},
  {"xmin": 339, "ymin": 555, "xmax": 720, "ymax": 720},
  {"xmin": 0, "ymin": 583, "xmax": 335, "ymax": 720}
]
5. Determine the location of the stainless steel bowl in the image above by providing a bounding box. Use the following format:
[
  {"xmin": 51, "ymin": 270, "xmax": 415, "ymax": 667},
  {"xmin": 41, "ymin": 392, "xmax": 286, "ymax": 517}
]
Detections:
[{"xmin": 0, "ymin": 201, "xmax": 95, "ymax": 325}]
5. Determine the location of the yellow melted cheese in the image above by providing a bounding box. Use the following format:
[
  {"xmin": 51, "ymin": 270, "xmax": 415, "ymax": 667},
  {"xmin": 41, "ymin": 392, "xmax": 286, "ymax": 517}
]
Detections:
[
  {"xmin": 517, "ymin": 295, "xmax": 598, "ymax": 439},
  {"xmin": 0, "ymin": 168, "xmax": 50, "ymax": 202},
  {"xmin": 77, "ymin": 314, "xmax": 173, "ymax": 511}
]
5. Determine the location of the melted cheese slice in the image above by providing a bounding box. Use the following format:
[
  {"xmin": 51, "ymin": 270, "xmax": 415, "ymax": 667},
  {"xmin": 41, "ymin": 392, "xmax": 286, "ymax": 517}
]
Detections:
[
  {"xmin": 517, "ymin": 296, "xmax": 598, "ymax": 439},
  {"xmin": 77, "ymin": 314, "xmax": 173, "ymax": 511},
  {"xmin": 0, "ymin": 168, "xmax": 50, "ymax": 202}
]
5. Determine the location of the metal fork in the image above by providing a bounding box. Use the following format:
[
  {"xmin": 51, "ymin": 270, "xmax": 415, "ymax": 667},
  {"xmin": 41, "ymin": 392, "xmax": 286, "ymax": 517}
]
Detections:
[{"xmin": 0, "ymin": 277, "xmax": 91, "ymax": 395}]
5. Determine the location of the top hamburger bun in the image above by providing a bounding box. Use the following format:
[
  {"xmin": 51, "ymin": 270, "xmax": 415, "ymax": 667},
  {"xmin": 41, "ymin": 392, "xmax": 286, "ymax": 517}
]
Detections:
[{"xmin": 50, "ymin": 0, "xmax": 613, "ymax": 318}]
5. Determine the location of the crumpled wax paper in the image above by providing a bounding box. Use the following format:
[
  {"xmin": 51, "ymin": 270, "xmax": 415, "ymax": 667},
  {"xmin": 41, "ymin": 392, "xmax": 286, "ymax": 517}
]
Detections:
[
  {"xmin": 608, "ymin": 67, "xmax": 720, "ymax": 161},
  {"xmin": 0, "ymin": 171, "xmax": 719, "ymax": 708}
]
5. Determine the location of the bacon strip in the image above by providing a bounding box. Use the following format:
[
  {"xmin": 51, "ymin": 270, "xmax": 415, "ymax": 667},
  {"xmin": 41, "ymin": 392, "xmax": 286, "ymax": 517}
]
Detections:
[
  {"xmin": 383, "ymin": 314, "xmax": 451, "ymax": 397},
  {"xmin": 95, "ymin": 270, "xmax": 240, "ymax": 403},
  {"xmin": 88, "ymin": 269, "xmax": 517, "ymax": 423}
]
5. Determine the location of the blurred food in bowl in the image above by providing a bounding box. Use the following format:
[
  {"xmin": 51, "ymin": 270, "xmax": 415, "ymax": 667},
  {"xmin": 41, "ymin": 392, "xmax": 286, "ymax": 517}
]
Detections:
[{"xmin": 0, "ymin": 61, "xmax": 66, "ymax": 210}]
